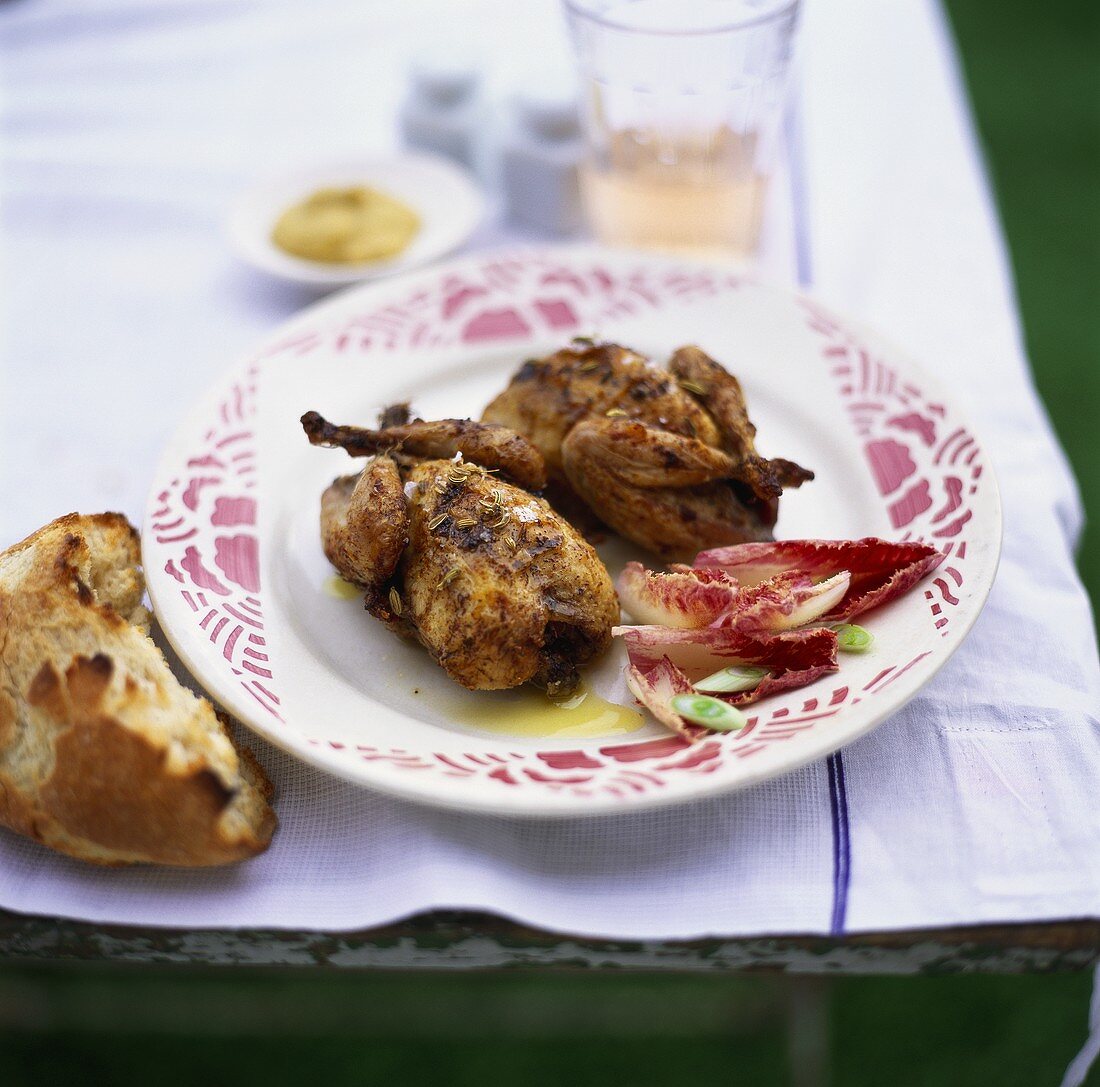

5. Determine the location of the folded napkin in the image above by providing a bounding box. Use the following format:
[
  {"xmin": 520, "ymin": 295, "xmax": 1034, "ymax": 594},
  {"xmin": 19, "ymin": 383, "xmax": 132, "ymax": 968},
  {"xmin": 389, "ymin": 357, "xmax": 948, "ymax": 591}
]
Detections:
[{"xmin": 1, "ymin": 0, "xmax": 1097, "ymax": 942}]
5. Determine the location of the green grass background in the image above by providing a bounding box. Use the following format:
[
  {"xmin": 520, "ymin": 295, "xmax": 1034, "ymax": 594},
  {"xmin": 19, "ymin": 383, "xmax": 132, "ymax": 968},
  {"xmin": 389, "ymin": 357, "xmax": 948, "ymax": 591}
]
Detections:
[{"xmin": 1, "ymin": 1, "xmax": 1097, "ymax": 1084}]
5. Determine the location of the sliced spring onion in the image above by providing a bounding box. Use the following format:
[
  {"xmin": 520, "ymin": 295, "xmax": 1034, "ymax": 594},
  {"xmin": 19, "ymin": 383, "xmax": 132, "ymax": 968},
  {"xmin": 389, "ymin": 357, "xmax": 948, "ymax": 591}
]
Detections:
[
  {"xmin": 831, "ymin": 623, "xmax": 874, "ymax": 653},
  {"xmin": 693, "ymin": 665, "xmax": 768, "ymax": 694},
  {"xmin": 669, "ymin": 693, "xmax": 748, "ymax": 732}
]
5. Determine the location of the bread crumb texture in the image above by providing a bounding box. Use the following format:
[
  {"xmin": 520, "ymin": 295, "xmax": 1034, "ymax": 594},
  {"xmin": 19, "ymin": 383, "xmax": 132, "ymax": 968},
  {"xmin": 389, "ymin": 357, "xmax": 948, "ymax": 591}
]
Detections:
[{"xmin": 0, "ymin": 512, "xmax": 276, "ymax": 866}]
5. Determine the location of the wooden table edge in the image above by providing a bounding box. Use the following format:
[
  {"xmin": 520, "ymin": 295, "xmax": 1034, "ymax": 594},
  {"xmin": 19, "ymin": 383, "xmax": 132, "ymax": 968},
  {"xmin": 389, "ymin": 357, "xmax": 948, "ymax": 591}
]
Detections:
[{"xmin": 1, "ymin": 909, "xmax": 1097, "ymax": 975}]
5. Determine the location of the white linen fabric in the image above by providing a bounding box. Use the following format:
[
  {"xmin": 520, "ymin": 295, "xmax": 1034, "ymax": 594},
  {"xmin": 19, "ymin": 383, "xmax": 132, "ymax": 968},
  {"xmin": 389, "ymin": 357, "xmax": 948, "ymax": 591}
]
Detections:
[{"xmin": 1, "ymin": 0, "xmax": 1098, "ymax": 944}]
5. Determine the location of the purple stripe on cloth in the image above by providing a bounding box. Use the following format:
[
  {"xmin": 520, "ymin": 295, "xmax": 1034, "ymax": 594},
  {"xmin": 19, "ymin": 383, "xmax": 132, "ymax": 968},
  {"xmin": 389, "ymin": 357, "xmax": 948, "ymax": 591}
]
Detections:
[
  {"xmin": 785, "ymin": 96, "xmax": 815, "ymax": 293},
  {"xmin": 827, "ymin": 752, "xmax": 852, "ymax": 934},
  {"xmin": 787, "ymin": 95, "xmax": 853, "ymax": 936}
]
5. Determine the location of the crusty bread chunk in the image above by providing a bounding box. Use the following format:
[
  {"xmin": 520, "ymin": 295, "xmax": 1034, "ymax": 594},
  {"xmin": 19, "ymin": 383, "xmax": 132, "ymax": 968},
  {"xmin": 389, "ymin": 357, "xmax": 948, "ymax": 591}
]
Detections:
[{"xmin": 0, "ymin": 512, "xmax": 276, "ymax": 866}]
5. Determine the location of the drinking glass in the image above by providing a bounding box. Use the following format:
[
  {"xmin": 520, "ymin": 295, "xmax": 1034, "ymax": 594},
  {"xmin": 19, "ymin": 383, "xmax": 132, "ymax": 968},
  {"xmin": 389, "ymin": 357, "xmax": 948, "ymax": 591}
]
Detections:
[{"xmin": 563, "ymin": 0, "xmax": 801, "ymax": 259}]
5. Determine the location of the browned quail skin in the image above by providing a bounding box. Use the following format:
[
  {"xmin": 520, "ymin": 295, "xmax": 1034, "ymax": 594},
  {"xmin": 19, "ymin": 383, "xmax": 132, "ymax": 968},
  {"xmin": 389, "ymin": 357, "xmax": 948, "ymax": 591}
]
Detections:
[
  {"xmin": 305, "ymin": 410, "xmax": 616, "ymax": 695},
  {"xmin": 481, "ymin": 339, "xmax": 813, "ymax": 560}
]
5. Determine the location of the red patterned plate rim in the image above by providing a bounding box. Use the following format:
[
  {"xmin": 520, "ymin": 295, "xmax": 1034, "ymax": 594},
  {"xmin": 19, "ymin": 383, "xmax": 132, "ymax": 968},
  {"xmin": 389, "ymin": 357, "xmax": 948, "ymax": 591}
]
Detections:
[{"xmin": 143, "ymin": 245, "xmax": 1002, "ymax": 816}]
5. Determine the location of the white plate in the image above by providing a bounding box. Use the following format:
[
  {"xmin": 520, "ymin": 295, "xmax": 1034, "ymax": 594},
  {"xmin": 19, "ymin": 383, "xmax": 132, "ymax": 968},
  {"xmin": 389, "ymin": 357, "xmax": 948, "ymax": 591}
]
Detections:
[
  {"xmin": 143, "ymin": 247, "xmax": 1001, "ymax": 816},
  {"xmin": 227, "ymin": 153, "xmax": 484, "ymax": 287}
]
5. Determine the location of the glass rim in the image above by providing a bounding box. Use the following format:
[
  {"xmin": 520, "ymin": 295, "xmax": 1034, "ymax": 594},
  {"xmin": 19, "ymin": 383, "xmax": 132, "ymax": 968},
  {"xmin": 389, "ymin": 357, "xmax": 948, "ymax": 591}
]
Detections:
[{"xmin": 561, "ymin": 0, "xmax": 800, "ymax": 37}]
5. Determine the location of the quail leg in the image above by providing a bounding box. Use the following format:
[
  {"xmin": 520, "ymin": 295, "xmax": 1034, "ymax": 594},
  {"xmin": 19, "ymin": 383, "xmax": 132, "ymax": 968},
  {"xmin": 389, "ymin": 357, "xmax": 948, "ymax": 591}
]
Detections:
[
  {"xmin": 668, "ymin": 345, "xmax": 814, "ymax": 499},
  {"xmin": 319, "ymin": 455, "xmax": 408, "ymax": 593},
  {"xmin": 302, "ymin": 412, "xmax": 546, "ymax": 491}
]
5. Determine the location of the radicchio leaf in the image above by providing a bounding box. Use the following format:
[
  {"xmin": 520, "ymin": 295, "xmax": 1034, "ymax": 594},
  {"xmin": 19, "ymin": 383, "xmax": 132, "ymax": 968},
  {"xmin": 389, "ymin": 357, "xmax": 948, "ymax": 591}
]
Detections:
[
  {"xmin": 617, "ymin": 625, "xmax": 839, "ymax": 712},
  {"xmin": 625, "ymin": 657, "xmax": 711, "ymax": 742},
  {"xmin": 694, "ymin": 537, "xmax": 943, "ymax": 621},
  {"xmin": 617, "ymin": 561, "xmax": 740, "ymax": 628},
  {"xmin": 708, "ymin": 571, "xmax": 851, "ymax": 633},
  {"xmin": 618, "ymin": 561, "xmax": 849, "ymax": 634}
]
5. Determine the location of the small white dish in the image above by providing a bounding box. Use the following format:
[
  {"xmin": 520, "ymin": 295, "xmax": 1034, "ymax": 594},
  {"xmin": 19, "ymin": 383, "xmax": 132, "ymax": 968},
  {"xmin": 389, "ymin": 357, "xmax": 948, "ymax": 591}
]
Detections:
[{"xmin": 227, "ymin": 153, "xmax": 485, "ymax": 287}]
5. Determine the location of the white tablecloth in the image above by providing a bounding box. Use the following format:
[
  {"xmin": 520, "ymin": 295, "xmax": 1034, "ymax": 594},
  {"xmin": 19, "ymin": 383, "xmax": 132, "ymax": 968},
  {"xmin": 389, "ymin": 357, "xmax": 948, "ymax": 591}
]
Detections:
[{"xmin": 2, "ymin": 0, "xmax": 1099, "ymax": 949}]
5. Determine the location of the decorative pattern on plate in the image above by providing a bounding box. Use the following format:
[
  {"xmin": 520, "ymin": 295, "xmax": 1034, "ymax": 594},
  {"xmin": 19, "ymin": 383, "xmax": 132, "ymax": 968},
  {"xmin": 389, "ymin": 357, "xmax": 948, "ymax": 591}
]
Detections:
[
  {"xmin": 800, "ymin": 298, "xmax": 979, "ymax": 638},
  {"xmin": 151, "ymin": 253, "xmax": 990, "ymax": 802},
  {"xmin": 258, "ymin": 254, "xmax": 743, "ymax": 360},
  {"xmin": 150, "ymin": 363, "xmax": 283, "ymax": 722}
]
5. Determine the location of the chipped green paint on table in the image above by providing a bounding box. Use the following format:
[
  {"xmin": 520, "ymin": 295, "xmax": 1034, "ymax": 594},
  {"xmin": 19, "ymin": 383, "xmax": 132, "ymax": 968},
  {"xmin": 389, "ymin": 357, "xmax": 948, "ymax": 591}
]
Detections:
[{"xmin": 1, "ymin": 911, "xmax": 1097, "ymax": 975}]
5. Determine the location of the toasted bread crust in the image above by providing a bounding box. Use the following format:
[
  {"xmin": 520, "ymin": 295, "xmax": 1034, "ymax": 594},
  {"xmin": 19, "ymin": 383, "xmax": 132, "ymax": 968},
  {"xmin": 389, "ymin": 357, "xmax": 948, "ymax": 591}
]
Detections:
[{"xmin": 0, "ymin": 512, "xmax": 276, "ymax": 866}]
